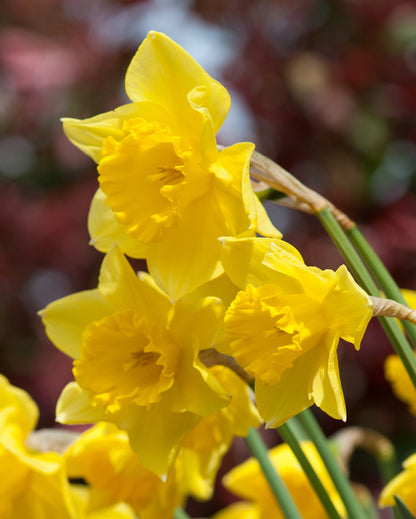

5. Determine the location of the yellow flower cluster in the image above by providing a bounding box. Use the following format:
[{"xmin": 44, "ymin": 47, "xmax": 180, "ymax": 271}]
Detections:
[{"xmin": 2, "ymin": 30, "xmax": 387, "ymax": 517}]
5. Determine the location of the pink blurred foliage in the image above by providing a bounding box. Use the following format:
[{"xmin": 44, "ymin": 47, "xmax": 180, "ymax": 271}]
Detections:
[{"xmin": 0, "ymin": 29, "xmax": 84, "ymax": 91}]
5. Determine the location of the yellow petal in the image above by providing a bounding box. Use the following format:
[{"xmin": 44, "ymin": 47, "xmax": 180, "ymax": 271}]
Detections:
[
  {"xmin": 213, "ymin": 502, "xmax": 261, "ymax": 519},
  {"xmin": 62, "ymin": 111, "xmax": 126, "ymax": 163},
  {"xmin": 146, "ymin": 194, "xmax": 226, "ymax": 299},
  {"xmin": 221, "ymin": 237, "xmax": 303, "ymax": 291},
  {"xmin": 311, "ymin": 335, "xmax": 346, "ymax": 421},
  {"xmin": 39, "ymin": 289, "xmax": 113, "ymax": 359},
  {"xmin": 125, "ymin": 31, "xmax": 230, "ymax": 135},
  {"xmin": 88, "ymin": 188, "xmax": 147, "ymax": 257},
  {"xmin": 119, "ymin": 401, "xmax": 200, "ymax": 478},
  {"xmin": 56, "ymin": 382, "xmax": 107, "ymax": 424},
  {"xmin": 253, "ymin": 195, "xmax": 282, "ymax": 238},
  {"xmin": 402, "ymin": 289, "xmax": 416, "ymax": 309},
  {"xmin": 169, "ymin": 346, "xmax": 230, "ymax": 417},
  {"xmin": 255, "ymin": 361, "xmax": 313, "ymax": 428},
  {"xmin": 323, "ymin": 265, "xmax": 372, "ymax": 349},
  {"xmin": 98, "ymin": 246, "xmax": 170, "ymax": 322},
  {"xmin": 62, "ymin": 102, "xmax": 171, "ymax": 164},
  {"xmin": 169, "ymin": 296, "xmax": 224, "ymax": 351},
  {"xmin": 213, "ymin": 143, "xmax": 281, "ymax": 239},
  {"xmin": 0, "ymin": 375, "xmax": 39, "ymax": 438},
  {"xmin": 9, "ymin": 457, "xmax": 76, "ymax": 519},
  {"xmin": 209, "ymin": 365, "xmax": 262, "ymax": 436}
]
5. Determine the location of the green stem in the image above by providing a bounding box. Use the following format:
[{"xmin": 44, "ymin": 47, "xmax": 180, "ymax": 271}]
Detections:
[
  {"xmin": 278, "ymin": 421, "xmax": 343, "ymax": 519},
  {"xmin": 174, "ymin": 507, "xmax": 191, "ymax": 519},
  {"xmin": 244, "ymin": 428, "xmax": 303, "ymax": 519},
  {"xmin": 377, "ymin": 448, "xmax": 400, "ymax": 487},
  {"xmin": 317, "ymin": 207, "xmax": 416, "ymax": 390},
  {"xmin": 317, "ymin": 207, "xmax": 379, "ymax": 293},
  {"xmin": 297, "ymin": 409, "xmax": 367, "ymax": 519},
  {"xmin": 347, "ymin": 225, "xmax": 416, "ymax": 348}
]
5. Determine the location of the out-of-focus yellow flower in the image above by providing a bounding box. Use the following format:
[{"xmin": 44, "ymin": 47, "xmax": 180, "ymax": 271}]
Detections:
[
  {"xmin": 40, "ymin": 245, "xmax": 230, "ymax": 477},
  {"xmin": 0, "ymin": 375, "xmax": 77, "ymax": 519},
  {"xmin": 379, "ymin": 452, "xmax": 416, "ymax": 513},
  {"xmin": 384, "ymin": 289, "xmax": 416, "ymax": 414},
  {"xmin": 69, "ymin": 485, "xmax": 136, "ymax": 519},
  {"xmin": 62, "ymin": 31, "xmax": 280, "ymax": 300},
  {"xmin": 215, "ymin": 441, "xmax": 346, "ymax": 519},
  {"xmin": 64, "ymin": 423, "xmax": 183, "ymax": 519},
  {"xmin": 385, "ymin": 352, "xmax": 416, "ymax": 414},
  {"xmin": 221, "ymin": 237, "xmax": 372, "ymax": 427},
  {"xmin": 181, "ymin": 365, "xmax": 262, "ymax": 500},
  {"xmin": 401, "ymin": 289, "xmax": 416, "ymax": 310}
]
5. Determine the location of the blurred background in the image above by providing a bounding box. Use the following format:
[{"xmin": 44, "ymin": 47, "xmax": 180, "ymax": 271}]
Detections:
[{"xmin": 1, "ymin": 0, "xmax": 416, "ymax": 514}]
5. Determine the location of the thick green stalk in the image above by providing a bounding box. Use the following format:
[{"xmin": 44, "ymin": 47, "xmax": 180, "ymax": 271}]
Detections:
[
  {"xmin": 347, "ymin": 225, "xmax": 416, "ymax": 348},
  {"xmin": 317, "ymin": 207, "xmax": 380, "ymax": 292},
  {"xmin": 278, "ymin": 421, "xmax": 343, "ymax": 519},
  {"xmin": 297, "ymin": 409, "xmax": 367, "ymax": 519},
  {"xmin": 317, "ymin": 207, "xmax": 416, "ymax": 389},
  {"xmin": 244, "ymin": 428, "xmax": 303, "ymax": 519},
  {"xmin": 174, "ymin": 507, "xmax": 191, "ymax": 519}
]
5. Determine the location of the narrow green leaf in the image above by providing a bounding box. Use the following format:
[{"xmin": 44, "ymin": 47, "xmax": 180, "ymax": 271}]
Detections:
[
  {"xmin": 244, "ymin": 428, "xmax": 303, "ymax": 519},
  {"xmin": 297, "ymin": 409, "xmax": 367, "ymax": 519},
  {"xmin": 278, "ymin": 421, "xmax": 343, "ymax": 519}
]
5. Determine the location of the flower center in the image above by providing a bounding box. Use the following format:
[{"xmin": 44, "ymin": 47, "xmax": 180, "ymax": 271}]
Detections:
[
  {"xmin": 74, "ymin": 310, "xmax": 177, "ymax": 412},
  {"xmin": 225, "ymin": 284, "xmax": 304, "ymax": 385},
  {"xmin": 97, "ymin": 118, "xmax": 209, "ymax": 243}
]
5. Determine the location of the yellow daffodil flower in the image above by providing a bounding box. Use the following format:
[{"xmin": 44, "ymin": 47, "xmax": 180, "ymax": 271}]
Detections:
[
  {"xmin": 40, "ymin": 245, "xmax": 230, "ymax": 477},
  {"xmin": 379, "ymin": 452, "xmax": 416, "ymax": 513},
  {"xmin": 383, "ymin": 290, "xmax": 416, "ymax": 413},
  {"xmin": 221, "ymin": 237, "xmax": 373, "ymax": 427},
  {"xmin": 62, "ymin": 31, "xmax": 280, "ymax": 299},
  {"xmin": 0, "ymin": 374, "xmax": 77, "ymax": 519},
  {"xmin": 64, "ymin": 423, "xmax": 184, "ymax": 519},
  {"xmin": 215, "ymin": 441, "xmax": 346, "ymax": 519}
]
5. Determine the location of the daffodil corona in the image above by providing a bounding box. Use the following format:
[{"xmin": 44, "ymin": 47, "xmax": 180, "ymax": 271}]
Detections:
[
  {"xmin": 62, "ymin": 31, "xmax": 280, "ymax": 299},
  {"xmin": 221, "ymin": 237, "xmax": 373, "ymax": 426}
]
